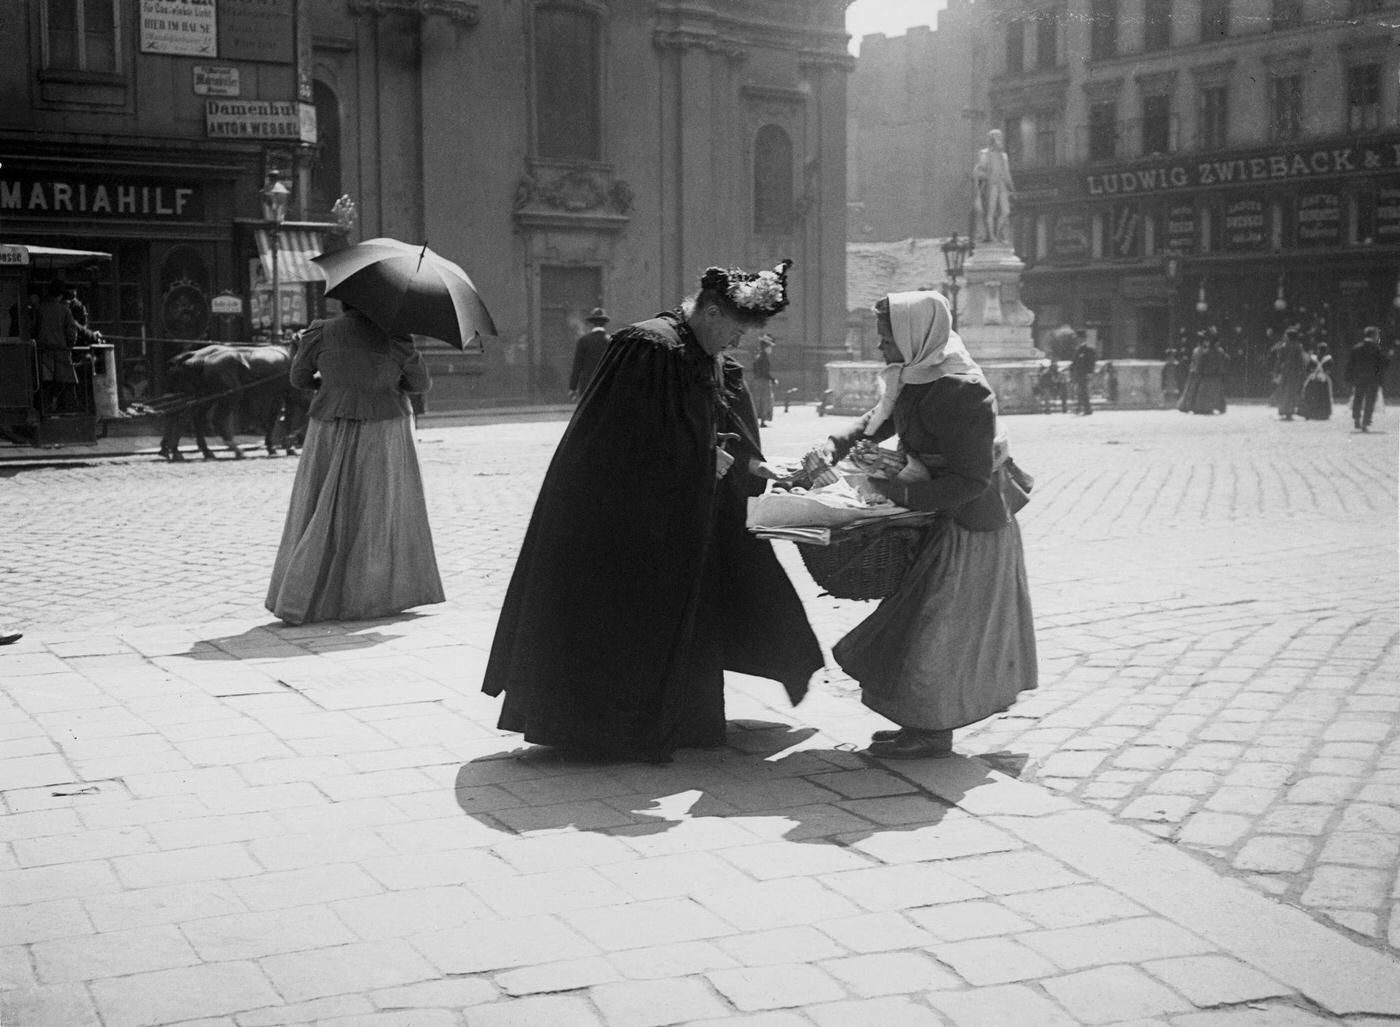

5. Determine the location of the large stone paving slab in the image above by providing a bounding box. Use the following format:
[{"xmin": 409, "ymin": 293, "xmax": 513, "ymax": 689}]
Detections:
[{"xmin": 2, "ymin": 619, "xmax": 1399, "ymax": 1025}]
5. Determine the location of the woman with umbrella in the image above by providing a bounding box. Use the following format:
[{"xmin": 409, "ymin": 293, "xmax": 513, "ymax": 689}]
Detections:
[{"xmin": 266, "ymin": 239, "xmax": 489, "ymax": 624}]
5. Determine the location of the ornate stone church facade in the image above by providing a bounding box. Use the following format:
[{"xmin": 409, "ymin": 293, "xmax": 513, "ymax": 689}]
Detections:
[{"xmin": 313, "ymin": 0, "xmax": 853, "ymax": 407}]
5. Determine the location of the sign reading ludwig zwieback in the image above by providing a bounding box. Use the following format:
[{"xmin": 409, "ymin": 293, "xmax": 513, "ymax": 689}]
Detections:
[{"xmin": 1084, "ymin": 138, "xmax": 1400, "ymax": 197}]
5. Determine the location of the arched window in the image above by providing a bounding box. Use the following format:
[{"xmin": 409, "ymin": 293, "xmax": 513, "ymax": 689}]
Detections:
[
  {"xmin": 753, "ymin": 125, "xmax": 793, "ymax": 235},
  {"xmin": 311, "ymin": 80, "xmax": 343, "ymax": 215},
  {"xmin": 533, "ymin": 5, "xmax": 602, "ymax": 160}
]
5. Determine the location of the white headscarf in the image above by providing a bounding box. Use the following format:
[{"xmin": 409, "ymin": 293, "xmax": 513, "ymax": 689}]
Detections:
[{"xmin": 865, "ymin": 290, "xmax": 982, "ymax": 436}]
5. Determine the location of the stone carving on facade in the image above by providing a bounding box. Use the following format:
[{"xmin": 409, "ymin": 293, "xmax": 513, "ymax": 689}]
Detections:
[{"xmin": 512, "ymin": 165, "xmax": 634, "ymax": 231}]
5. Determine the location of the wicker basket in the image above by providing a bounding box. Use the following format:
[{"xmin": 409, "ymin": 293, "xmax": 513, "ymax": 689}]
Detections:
[{"xmin": 797, "ymin": 517, "xmax": 935, "ymax": 601}]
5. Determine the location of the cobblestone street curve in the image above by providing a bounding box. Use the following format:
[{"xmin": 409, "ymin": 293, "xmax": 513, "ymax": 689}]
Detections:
[{"xmin": 3, "ymin": 404, "xmax": 1398, "ymax": 958}]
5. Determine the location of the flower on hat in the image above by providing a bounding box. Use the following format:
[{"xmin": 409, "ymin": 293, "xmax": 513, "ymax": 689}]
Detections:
[{"xmin": 701, "ymin": 258, "xmax": 793, "ymax": 317}]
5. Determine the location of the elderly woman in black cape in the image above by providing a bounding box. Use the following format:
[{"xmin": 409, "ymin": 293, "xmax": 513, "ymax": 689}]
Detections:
[
  {"xmin": 482, "ymin": 260, "xmax": 823, "ymax": 762},
  {"xmin": 808, "ymin": 290, "xmax": 1037, "ymax": 759}
]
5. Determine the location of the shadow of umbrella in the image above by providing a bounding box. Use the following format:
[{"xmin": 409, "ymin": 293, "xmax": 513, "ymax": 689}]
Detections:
[{"xmin": 313, "ymin": 238, "xmax": 497, "ymax": 350}]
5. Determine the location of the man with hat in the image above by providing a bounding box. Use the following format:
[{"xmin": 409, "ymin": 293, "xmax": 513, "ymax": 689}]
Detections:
[
  {"xmin": 1346, "ymin": 325, "xmax": 1390, "ymax": 432},
  {"xmin": 568, "ymin": 307, "xmax": 612, "ymax": 400}
]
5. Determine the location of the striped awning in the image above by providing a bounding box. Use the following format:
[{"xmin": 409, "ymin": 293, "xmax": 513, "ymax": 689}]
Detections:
[{"xmin": 254, "ymin": 228, "xmax": 326, "ymax": 284}]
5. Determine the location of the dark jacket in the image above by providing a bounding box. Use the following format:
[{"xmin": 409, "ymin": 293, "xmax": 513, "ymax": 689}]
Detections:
[
  {"xmin": 291, "ymin": 310, "xmax": 429, "ymax": 422},
  {"xmin": 1347, "ymin": 340, "xmax": 1389, "ymax": 387},
  {"xmin": 1070, "ymin": 344, "xmax": 1097, "ymax": 379},
  {"xmin": 568, "ymin": 327, "xmax": 611, "ymax": 394},
  {"xmin": 832, "ymin": 373, "xmax": 1010, "ymax": 533}
]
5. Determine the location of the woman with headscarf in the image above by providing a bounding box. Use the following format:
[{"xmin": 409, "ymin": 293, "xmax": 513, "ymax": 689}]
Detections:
[
  {"xmin": 807, "ymin": 291, "xmax": 1037, "ymax": 759},
  {"xmin": 1299, "ymin": 342, "xmax": 1334, "ymax": 420}
]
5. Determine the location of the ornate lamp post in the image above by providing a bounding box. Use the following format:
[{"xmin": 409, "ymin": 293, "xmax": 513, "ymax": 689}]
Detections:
[
  {"xmin": 941, "ymin": 233, "xmax": 974, "ymax": 330},
  {"xmin": 260, "ymin": 176, "xmax": 291, "ymax": 343}
]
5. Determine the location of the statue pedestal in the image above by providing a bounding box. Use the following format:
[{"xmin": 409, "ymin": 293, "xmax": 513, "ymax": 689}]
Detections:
[{"xmin": 957, "ymin": 243, "xmax": 1040, "ymax": 362}]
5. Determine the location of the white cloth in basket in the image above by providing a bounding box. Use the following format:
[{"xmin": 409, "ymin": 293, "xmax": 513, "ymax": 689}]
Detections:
[{"xmin": 746, "ymin": 464, "xmax": 927, "ymax": 532}]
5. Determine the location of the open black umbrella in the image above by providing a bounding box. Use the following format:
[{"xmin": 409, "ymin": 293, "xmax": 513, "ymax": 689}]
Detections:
[{"xmin": 312, "ymin": 237, "xmax": 496, "ymax": 350}]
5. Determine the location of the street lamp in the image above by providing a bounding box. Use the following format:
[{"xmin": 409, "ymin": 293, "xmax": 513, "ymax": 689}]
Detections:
[
  {"xmin": 1273, "ymin": 274, "xmax": 1287, "ymax": 314},
  {"xmin": 1195, "ymin": 278, "xmax": 1208, "ymax": 317},
  {"xmin": 260, "ymin": 176, "xmax": 291, "ymax": 343},
  {"xmin": 941, "ymin": 232, "xmax": 974, "ymax": 330}
]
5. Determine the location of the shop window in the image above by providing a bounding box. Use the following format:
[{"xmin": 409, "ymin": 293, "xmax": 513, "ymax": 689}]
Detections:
[
  {"xmin": 1200, "ymin": 0, "xmax": 1230, "ymax": 40},
  {"xmin": 753, "ymin": 125, "xmax": 794, "ymax": 236},
  {"xmin": 1035, "ymin": 7, "xmax": 1061, "ymax": 69},
  {"xmin": 1033, "ymin": 111, "xmax": 1060, "ymax": 166},
  {"xmin": 1346, "ymin": 64, "xmax": 1381, "ymax": 134},
  {"xmin": 1269, "ymin": 74, "xmax": 1303, "ymax": 141},
  {"xmin": 1141, "ymin": 94, "xmax": 1173, "ymax": 155},
  {"xmin": 310, "ymin": 81, "xmax": 343, "ymax": 217},
  {"xmin": 533, "ymin": 5, "xmax": 602, "ymax": 161},
  {"xmin": 1005, "ymin": 19, "xmax": 1025, "ymax": 73},
  {"xmin": 1089, "ymin": 0, "xmax": 1117, "ymax": 60},
  {"xmin": 1144, "ymin": 0, "xmax": 1172, "ymax": 50},
  {"xmin": 1088, "ymin": 101, "xmax": 1118, "ymax": 161},
  {"xmin": 42, "ymin": 0, "xmax": 119, "ymax": 74},
  {"xmin": 1271, "ymin": 0, "xmax": 1302, "ymax": 29},
  {"xmin": 1198, "ymin": 85, "xmax": 1228, "ymax": 148}
]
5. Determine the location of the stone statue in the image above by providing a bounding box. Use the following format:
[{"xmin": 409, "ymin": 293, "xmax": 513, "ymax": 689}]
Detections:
[{"xmin": 973, "ymin": 128, "xmax": 1015, "ymax": 245}]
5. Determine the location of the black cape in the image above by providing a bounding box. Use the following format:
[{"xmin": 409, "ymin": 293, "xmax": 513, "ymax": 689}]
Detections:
[{"xmin": 482, "ymin": 312, "xmax": 823, "ymax": 760}]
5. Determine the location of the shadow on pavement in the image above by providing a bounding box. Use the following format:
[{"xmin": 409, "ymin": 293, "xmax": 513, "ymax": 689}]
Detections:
[{"xmin": 452, "ymin": 719, "xmax": 1004, "ymax": 851}]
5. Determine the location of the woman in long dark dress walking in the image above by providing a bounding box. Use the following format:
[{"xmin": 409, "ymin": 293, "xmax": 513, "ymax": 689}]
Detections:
[
  {"xmin": 808, "ymin": 290, "xmax": 1037, "ymax": 759},
  {"xmin": 266, "ymin": 306, "xmax": 444, "ymax": 625},
  {"xmin": 1299, "ymin": 343, "xmax": 1334, "ymax": 420}
]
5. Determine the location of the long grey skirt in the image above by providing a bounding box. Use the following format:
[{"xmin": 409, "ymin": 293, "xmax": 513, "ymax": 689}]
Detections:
[
  {"xmin": 266, "ymin": 415, "xmax": 445, "ymax": 625},
  {"xmin": 834, "ymin": 516, "xmax": 1037, "ymax": 731}
]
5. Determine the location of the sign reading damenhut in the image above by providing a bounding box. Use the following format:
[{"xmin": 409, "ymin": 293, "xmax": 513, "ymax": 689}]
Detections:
[{"xmin": 205, "ymin": 100, "xmax": 316, "ymax": 142}]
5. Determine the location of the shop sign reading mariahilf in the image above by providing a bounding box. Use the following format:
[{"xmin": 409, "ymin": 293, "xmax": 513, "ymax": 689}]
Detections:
[
  {"xmin": 1085, "ymin": 138, "xmax": 1400, "ymax": 196},
  {"xmin": 0, "ymin": 173, "xmax": 203, "ymax": 220}
]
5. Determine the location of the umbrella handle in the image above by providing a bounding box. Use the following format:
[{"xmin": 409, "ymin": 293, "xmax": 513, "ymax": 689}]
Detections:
[{"xmin": 716, "ymin": 432, "xmax": 740, "ymax": 451}]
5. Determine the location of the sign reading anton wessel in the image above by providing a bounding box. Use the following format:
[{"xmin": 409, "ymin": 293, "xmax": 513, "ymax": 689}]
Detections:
[
  {"xmin": 205, "ymin": 100, "xmax": 316, "ymax": 143},
  {"xmin": 1085, "ymin": 138, "xmax": 1400, "ymax": 197}
]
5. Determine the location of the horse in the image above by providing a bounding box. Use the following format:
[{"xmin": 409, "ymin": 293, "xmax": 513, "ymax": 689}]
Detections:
[{"xmin": 158, "ymin": 343, "xmax": 307, "ymax": 461}]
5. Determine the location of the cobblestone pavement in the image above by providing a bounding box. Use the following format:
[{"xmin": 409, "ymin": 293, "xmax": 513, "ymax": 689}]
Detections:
[{"xmin": 2, "ymin": 403, "xmax": 1398, "ymax": 1026}]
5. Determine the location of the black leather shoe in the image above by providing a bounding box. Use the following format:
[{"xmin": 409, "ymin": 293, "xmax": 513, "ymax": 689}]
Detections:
[
  {"xmin": 868, "ymin": 729, "xmax": 954, "ymax": 760},
  {"xmin": 0, "ymin": 633, "xmax": 22, "ymax": 646}
]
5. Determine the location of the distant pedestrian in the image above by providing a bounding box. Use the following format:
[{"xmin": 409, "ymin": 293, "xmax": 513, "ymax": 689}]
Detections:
[
  {"xmin": 752, "ymin": 333, "xmax": 777, "ymax": 426},
  {"xmin": 1035, "ymin": 359, "xmax": 1066, "ymax": 413},
  {"xmin": 1161, "ymin": 347, "xmax": 1179, "ymax": 402},
  {"xmin": 1347, "ymin": 326, "xmax": 1389, "ymax": 432},
  {"xmin": 1299, "ymin": 343, "xmax": 1334, "ymax": 421},
  {"xmin": 567, "ymin": 307, "xmax": 611, "ymax": 400},
  {"xmin": 1070, "ymin": 333, "xmax": 1096, "ymax": 415},
  {"xmin": 1271, "ymin": 326, "xmax": 1309, "ymax": 421},
  {"xmin": 1104, "ymin": 361, "xmax": 1119, "ymax": 404}
]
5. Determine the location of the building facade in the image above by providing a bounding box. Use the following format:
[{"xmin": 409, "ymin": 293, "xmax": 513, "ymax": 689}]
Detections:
[
  {"xmin": 2, "ymin": 0, "xmax": 852, "ymax": 409},
  {"xmin": 846, "ymin": 1, "xmax": 986, "ymax": 245},
  {"xmin": 985, "ymin": 0, "xmax": 1400, "ymax": 385}
]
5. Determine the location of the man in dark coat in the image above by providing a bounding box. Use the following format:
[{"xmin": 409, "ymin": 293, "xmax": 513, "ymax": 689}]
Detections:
[
  {"xmin": 1069, "ymin": 333, "xmax": 1097, "ymax": 415},
  {"xmin": 567, "ymin": 307, "xmax": 612, "ymax": 400},
  {"xmin": 1347, "ymin": 325, "xmax": 1390, "ymax": 432},
  {"xmin": 483, "ymin": 261, "xmax": 823, "ymax": 762}
]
